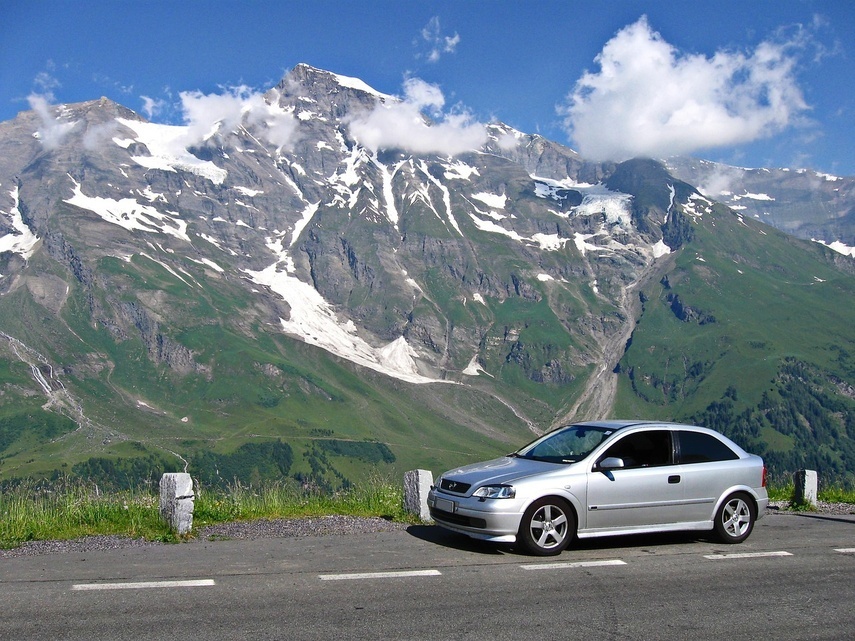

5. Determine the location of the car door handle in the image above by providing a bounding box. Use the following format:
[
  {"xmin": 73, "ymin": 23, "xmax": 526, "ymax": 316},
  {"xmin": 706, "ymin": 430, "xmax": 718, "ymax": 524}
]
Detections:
[{"xmin": 668, "ymin": 475, "xmax": 681, "ymax": 484}]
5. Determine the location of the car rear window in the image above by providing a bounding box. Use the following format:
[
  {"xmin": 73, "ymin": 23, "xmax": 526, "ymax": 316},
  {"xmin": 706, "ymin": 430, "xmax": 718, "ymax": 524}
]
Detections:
[{"xmin": 678, "ymin": 431, "xmax": 739, "ymax": 463}]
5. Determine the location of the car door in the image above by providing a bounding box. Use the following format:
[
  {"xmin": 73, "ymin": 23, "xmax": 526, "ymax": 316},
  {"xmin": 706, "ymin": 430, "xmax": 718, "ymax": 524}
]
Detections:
[
  {"xmin": 674, "ymin": 429, "xmax": 742, "ymax": 522},
  {"xmin": 585, "ymin": 429, "xmax": 684, "ymax": 532}
]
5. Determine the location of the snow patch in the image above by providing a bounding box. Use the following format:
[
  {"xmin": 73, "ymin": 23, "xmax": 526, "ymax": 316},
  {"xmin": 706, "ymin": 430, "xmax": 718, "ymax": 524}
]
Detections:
[
  {"xmin": 64, "ymin": 178, "xmax": 190, "ymax": 242},
  {"xmin": 417, "ymin": 161, "xmax": 462, "ymax": 235},
  {"xmin": 734, "ymin": 191, "xmax": 775, "ymax": 202},
  {"xmin": 234, "ymin": 186, "xmax": 263, "ymax": 197},
  {"xmin": 290, "ymin": 201, "xmax": 320, "ymax": 246},
  {"xmin": 468, "ymin": 214, "xmax": 524, "ymax": 242},
  {"xmin": 442, "ymin": 160, "xmax": 480, "ymax": 181},
  {"xmin": 188, "ymin": 257, "xmax": 225, "ymax": 273},
  {"xmin": 462, "ymin": 354, "xmax": 486, "ymax": 376},
  {"xmin": 245, "ymin": 254, "xmax": 446, "ymax": 384},
  {"xmin": 331, "ymin": 72, "xmax": 389, "ymax": 98},
  {"xmin": 0, "ymin": 187, "xmax": 40, "ymax": 260},
  {"xmin": 651, "ymin": 239, "xmax": 671, "ymax": 258},
  {"xmin": 813, "ymin": 239, "xmax": 855, "ymax": 258},
  {"xmin": 531, "ymin": 234, "xmax": 569, "ymax": 251},
  {"xmin": 116, "ymin": 118, "xmax": 227, "ymax": 185},
  {"xmin": 472, "ymin": 192, "xmax": 507, "ymax": 209},
  {"xmin": 683, "ymin": 193, "xmax": 713, "ymax": 217},
  {"xmin": 575, "ymin": 193, "xmax": 633, "ymax": 227},
  {"xmin": 573, "ymin": 232, "xmax": 607, "ymax": 255}
]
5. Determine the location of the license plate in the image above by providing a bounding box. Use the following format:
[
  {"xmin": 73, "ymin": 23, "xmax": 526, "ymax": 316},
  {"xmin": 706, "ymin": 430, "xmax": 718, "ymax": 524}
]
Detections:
[{"xmin": 435, "ymin": 498, "xmax": 456, "ymax": 513}]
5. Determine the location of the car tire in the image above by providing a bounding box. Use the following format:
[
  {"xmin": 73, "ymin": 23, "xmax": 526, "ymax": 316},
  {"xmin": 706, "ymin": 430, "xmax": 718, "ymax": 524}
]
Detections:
[
  {"xmin": 517, "ymin": 497, "xmax": 576, "ymax": 556},
  {"xmin": 713, "ymin": 492, "xmax": 756, "ymax": 544}
]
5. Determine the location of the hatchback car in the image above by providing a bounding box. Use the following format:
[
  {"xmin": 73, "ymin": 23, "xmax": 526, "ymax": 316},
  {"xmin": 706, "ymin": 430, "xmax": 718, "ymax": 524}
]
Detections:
[{"xmin": 427, "ymin": 420, "xmax": 768, "ymax": 555}]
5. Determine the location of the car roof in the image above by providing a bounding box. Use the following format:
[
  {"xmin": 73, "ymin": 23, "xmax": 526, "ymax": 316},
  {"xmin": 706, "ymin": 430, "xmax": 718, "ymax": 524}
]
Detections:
[{"xmin": 572, "ymin": 420, "xmax": 692, "ymax": 430}]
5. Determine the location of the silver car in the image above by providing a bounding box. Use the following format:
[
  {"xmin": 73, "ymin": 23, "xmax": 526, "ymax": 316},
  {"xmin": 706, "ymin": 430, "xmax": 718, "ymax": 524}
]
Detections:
[{"xmin": 428, "ymin": 420, "xmax": 769, "ymax": 555}]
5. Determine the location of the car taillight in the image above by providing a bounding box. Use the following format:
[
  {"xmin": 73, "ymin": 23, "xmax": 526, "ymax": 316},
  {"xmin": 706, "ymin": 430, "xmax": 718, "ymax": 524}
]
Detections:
[{"xmin": 761, "ymin": 465, "xmax": 767, "ymax": 488}]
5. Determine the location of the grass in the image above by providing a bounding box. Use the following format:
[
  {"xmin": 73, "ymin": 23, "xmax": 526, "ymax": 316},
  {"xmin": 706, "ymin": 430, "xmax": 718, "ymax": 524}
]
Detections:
[
  {"xmin": 0, "ymin": 475, "xmax": 412, "ymax": 550},
  {"xmin": 0, "ymin": 479, "xmax": 172, "ymax": 548},
  {"xmin": 2, "ymin": 477, "xmax": 852, "ymax": 551},
  {"xmin": 766, "ymin": 481, "xmax": 855, "ymax": 511}
]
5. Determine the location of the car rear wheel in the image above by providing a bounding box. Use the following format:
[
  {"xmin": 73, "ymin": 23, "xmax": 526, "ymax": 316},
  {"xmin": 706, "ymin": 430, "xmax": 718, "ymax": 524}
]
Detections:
[
  {"xmin": 517, "ymin": 497, "xmax": 575, "ymax": 556},
  {"xmin": 713, "ymin": 492, "xmax": 756, "ymax": 543}
]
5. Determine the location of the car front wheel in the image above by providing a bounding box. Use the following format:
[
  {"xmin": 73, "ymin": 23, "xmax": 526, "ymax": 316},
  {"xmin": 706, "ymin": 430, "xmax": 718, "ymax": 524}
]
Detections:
[
  {"xmin": 713, "ymin": 492, "xmax": 756, "ymax": 543},
  {"xmin": 517, "ymin": 497, "xmax": 576, "ymax": 556}
]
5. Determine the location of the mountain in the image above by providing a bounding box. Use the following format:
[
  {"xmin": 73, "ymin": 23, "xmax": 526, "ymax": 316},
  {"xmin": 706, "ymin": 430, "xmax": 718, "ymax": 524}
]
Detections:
[
  {"xmin": 0, "ymin": 64, "xmax": 853, "ymax": 489},
  {"xmin": 666, "ymin": 157, "xmax": 855, "ymax": 254}
]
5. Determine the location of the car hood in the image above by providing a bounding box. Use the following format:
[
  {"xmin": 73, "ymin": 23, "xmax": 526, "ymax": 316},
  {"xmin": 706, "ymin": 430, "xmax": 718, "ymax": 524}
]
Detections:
[{"xmin": 441, "ymin": 456, "xmax": 567, "ymax": 489}]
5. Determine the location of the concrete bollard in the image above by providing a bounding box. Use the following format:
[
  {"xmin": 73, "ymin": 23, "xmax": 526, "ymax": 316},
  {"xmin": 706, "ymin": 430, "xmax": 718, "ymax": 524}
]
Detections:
[
  {"xmin": 403, "ymin": 469, "xmax": 434, "ymax": 521},
  {"xmin": 160, "ymin": 473, "xmax": 195, "ymax": 535},
  {"xmin": 794, "ymin": 469, "xmax": 818, "ymax": 507}
]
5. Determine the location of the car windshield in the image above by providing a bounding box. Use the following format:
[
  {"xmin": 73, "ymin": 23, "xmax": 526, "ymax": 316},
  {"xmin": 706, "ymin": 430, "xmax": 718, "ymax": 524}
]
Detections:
[{"xmin": 515, "ymin": 425, "xmax": 615, "ymax": 463}]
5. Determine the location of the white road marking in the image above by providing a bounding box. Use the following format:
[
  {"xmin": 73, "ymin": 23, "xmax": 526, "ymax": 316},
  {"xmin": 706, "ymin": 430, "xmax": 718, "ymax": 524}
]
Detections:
[
  {"xmin": 521, "ymin": 559, "xmax": 627, "ymax": 570},
  {"xmin": 72, "ymin": 579, "xmax": 215, "ymax": 591},
  {"xmin": 704, "ymin": 551, "xmax": 792, "ymax": 560},
  {"xmin": 834, "ymin": 548, "xmax": 855, "ymax": 554},
  {"xmin": 318, "ymin": 570, "xmax": 442, "ymax": 581}
]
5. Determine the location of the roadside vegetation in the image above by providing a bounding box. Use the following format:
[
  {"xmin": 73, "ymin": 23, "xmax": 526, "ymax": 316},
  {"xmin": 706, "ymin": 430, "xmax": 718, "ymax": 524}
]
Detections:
[
  {"xmin": 2, "ymin": 477, "xmax": 852, "ymax": 550},
  {"xmin": 0, "ymin": 475, "xmax": 409, "ymax": 550}
]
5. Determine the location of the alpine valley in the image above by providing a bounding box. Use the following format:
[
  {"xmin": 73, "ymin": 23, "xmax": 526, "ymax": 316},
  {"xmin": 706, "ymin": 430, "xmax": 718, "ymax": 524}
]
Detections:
[{"xmin": 1, "ymin": 64, "xmax": 853, "ymax": 489}]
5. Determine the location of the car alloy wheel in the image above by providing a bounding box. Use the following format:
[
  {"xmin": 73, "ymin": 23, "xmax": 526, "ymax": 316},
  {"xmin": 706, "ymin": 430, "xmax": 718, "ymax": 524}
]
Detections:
[
  {"xmin": 518, "ymin": 497, "xmax": 575, "ymax": 556},
  {"xmin": 714, "ymin": 492, "xmax": 756, "ymax": 543}
]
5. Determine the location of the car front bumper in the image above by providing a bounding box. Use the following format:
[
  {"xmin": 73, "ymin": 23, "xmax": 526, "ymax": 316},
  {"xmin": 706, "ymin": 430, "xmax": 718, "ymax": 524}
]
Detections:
[{"xmin": 427, "ymin": 488, "xmax": 524, "ymax": 543}]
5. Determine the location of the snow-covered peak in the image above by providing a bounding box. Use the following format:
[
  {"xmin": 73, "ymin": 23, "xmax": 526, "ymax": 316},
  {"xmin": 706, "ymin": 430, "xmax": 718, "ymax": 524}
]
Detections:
[{"xmin": 287, "ymin": 63, "xmax": 393, "ymax": 101}]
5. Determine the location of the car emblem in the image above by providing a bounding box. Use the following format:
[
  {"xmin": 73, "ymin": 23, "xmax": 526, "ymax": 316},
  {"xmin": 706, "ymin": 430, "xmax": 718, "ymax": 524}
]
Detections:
[{"xmin": 448, "ymin": 482, "xmax": 457, "ymax": 490}]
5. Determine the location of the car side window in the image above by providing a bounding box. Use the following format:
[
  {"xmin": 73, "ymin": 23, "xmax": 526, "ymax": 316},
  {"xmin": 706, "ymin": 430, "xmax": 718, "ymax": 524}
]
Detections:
[
  {"xmin": 600, "ymin": 430, "xmax": 672, "ymax": 468},
  {"xmin": 678, "ymin": 431, "xmax": 739, "ymax": 463}
]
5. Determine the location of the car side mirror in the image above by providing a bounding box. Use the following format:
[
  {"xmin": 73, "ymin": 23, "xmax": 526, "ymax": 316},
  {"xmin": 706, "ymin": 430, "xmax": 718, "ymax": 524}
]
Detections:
[{"xmin": 598, "ymin": 457, "xmax": 625, "ymax": 471}]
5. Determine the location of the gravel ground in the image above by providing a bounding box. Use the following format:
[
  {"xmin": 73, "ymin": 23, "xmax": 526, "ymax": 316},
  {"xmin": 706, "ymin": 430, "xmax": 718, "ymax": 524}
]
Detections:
[
  {"xmin": 0, "ymin": 516, "xmax": 409, "ymax": 558},
  {"xmin": 3, "ymin": 503, "xmax": 853, "ymax": 559},
  {"xmin": 766, "ymin": 500, "xmax": 855, "ymax": 515}
]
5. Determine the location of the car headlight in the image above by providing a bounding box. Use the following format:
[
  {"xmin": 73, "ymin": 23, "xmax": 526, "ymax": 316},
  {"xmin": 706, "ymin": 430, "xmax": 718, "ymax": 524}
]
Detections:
[{"xmin": 472, "ymin": 485, "xmax": 516, "ymax": 499}]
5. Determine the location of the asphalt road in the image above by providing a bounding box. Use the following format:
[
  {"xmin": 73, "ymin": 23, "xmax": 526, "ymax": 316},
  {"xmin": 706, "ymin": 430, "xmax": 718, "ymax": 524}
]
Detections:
[{"xmin": 1, "ymin": 512, "xmax": 854, "ymax": 641}]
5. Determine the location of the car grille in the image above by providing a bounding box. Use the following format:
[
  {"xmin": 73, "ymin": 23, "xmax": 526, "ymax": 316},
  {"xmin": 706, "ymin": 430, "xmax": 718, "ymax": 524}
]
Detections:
[
  {"xmin": 439, "ymin": 478, "xmax": 471, "ymax": 494},
  {"xmin": 429, "ymin": 507, "xmax": 486, "ymax": 529}
]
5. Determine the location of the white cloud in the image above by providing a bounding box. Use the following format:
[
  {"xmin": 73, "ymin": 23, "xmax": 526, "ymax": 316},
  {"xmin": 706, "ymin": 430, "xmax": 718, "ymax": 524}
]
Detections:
[
  {"xmin": 140, "ymin": 95, "xmax": 166, "ymax": 119},
  {"xmin": 28, "ymin": 93, "xmax": 77, "ymax": 150},
  {"xmin": 152, "ymin": 86, "xmax": 299, "ymax": 156},
  {"xmin": 82, "ymin": 121, "xmax": 121, "ymax": 150},
  {"xmin": 561, "ymin": 16, "xmax": 809, "ymax": 162},
  {"xmin": 417, "ymin": 16, "xmax": 460, "ymax": 63},
  {"xmin": 347, "ymin": 78, "xmax": 487, "ymax": 156}
]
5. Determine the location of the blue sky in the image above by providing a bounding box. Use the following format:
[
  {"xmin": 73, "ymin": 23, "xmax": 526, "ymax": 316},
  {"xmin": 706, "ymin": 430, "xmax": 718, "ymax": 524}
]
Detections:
[{"xmin": 2, "ymin": 0, "xmax": 852, "ymax": 175}]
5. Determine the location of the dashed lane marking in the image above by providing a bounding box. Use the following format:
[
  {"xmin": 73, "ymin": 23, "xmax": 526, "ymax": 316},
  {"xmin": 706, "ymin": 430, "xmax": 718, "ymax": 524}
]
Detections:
[
  {"xmin": 72, "ymin": 579, "xmax": 216, "ymax": 591},
  {"xmin": 834, "ymin": 548, "xmax": 855, "ymax": 554},
  {"xmin": 318, "ymin": 570, "xmax": 442, "ymax": 581},
  {"xmin": 704, "ymin": 551, "xmax": 793, "ymax": 560},
  {"xmin": 521, "ymin": 559, "xmax": 627, "ymax": 570}
]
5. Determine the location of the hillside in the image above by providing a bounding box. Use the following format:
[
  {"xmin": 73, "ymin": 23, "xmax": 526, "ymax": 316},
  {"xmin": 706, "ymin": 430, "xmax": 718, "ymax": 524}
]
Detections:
[{"xmin": 0, "ymin": 64, "xmax": 852, "ymax": 488}]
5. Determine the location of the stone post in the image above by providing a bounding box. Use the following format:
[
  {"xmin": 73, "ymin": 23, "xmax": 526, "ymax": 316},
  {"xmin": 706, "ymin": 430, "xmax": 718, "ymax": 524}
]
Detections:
[
  {"xmin": 793, "ymin": 469, "xmax": 818, "ymax": 508},
  {"xmin": 403, "ymin": 469, "xmax": 433, "ymax": 521},
  {"xmin": 159, "ymin": 473, "xmax": 195, "ymax": 535}
]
